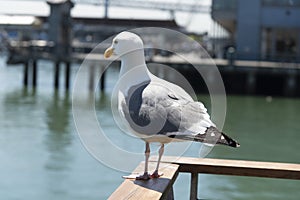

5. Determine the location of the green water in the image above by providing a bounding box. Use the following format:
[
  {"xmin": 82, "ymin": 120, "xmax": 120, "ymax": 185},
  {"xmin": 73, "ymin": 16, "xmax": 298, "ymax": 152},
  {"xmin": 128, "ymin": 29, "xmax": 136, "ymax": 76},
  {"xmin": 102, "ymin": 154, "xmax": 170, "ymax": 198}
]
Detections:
[{"xmin": 0, "ymin": 56, "xmax": 299, "ymax": 199}]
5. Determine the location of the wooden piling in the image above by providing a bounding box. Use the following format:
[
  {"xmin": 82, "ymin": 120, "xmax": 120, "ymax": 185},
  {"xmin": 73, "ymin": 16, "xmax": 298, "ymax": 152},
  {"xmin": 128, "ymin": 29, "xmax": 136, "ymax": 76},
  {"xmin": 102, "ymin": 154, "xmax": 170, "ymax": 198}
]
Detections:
[
  {"xmin": 100, "ymin": 66, "xmax": 105, "ymax": 92},
  {"xmin": 246, "ymin": 72, "xmax": 256, "ymax": 94},
  {"xmin": 32, "ymin": 60, "xmax": 37, "ymax": 87},
  {"xmin": 54, "ymin": 62, "xmax": 60, "ymax": 90},
  {"xmin": 89, "ymin": 64, "xmax": 95, "ymax": 92},
  {"xmin": 65, "ymin": 62, "xmax": 71, "ymax": 90},
  {"xmin": 23, "ymin": 61, "xmax": 29, "ymax": 87},
  {"xmin": 284, "ymin": 69, "xmax": 297, "ymax": 96}
]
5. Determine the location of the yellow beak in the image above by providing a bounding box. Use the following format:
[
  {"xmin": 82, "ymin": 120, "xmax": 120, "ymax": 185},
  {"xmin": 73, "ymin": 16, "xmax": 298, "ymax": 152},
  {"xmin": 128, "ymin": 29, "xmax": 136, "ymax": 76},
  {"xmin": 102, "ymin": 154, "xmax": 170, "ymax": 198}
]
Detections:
[{"xmin": 104, "ymin": 47, "xmax": 114, "ymax": 59}]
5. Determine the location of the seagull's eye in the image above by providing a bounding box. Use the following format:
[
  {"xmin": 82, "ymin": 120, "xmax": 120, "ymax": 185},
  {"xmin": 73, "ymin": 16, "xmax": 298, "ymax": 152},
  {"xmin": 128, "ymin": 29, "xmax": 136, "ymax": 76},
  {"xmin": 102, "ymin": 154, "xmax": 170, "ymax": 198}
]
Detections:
[{"xmin": 114, "ymin": 40, "xmax": 118, "ymax": 44}]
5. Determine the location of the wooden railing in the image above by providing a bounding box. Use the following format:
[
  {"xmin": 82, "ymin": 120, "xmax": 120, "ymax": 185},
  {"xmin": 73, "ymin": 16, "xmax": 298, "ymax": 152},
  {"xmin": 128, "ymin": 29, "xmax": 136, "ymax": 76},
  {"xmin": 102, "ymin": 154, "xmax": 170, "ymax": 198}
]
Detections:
[{"xmin": 109, "ymin": 156, "xmax": 300, "ymax": 200}]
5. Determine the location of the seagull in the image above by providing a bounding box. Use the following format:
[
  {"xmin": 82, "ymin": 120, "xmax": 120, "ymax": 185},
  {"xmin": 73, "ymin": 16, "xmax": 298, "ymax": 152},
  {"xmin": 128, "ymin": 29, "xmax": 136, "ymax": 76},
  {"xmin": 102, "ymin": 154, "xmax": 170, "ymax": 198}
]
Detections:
[{"xmin": 104, "ymin": 31, "xmax": 240, "ymax": 180}]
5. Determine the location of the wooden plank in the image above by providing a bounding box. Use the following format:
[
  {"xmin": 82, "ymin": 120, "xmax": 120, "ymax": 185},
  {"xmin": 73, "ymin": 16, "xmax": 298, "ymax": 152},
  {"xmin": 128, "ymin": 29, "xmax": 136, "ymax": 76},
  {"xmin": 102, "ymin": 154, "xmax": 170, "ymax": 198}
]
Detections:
[
  {"xmin": 108, "ymin": 162, "xmax": 179, "ymax": 200},
  {"xmin": 158, "ymin": 156, "xmax": 300, "ymax": 180}
]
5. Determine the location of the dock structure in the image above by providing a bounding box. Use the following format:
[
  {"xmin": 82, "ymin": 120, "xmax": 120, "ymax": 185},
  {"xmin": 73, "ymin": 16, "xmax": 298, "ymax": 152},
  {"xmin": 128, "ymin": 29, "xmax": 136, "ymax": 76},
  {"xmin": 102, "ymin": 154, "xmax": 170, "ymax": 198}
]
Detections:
[
  {"xmin": 7, "ymin": 42, "xmax": 300, "ymax": 96},
  {"xmin": 2, "ymin": 0, "xmax": 300, "ymax": 96},
  {"xmin": 1, "ymin": 0, "xmax": 183, "ymax": 92},
  {"xmin": 47, "ymin": 0, "xmax": 74, "ymax": 90},
  {"xmin": 156, "ymin": 58, "xmax": 300, "ymax": 97},
  {"xmin": 109, "ymin": 156, "xmax": 300, "ymax": 200},
  {"xmin": 4, "ymin": 0, "xmax": 76, "ymax": 91}
]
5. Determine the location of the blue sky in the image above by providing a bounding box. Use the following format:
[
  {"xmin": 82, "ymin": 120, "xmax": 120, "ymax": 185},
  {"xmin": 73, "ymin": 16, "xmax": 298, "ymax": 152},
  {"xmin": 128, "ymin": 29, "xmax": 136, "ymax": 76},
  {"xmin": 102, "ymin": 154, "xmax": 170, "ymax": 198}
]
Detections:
[{"xmin": 0, "ymin": 0, "xmax": 213, "ymax": 33}]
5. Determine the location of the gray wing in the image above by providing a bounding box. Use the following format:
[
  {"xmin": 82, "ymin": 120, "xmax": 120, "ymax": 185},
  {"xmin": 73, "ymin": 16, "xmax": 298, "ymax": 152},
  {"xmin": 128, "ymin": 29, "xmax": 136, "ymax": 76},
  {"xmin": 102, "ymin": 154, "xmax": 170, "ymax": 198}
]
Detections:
[{"xmin": 121, "ymin": 81, "xmax": 214, "ymax": 137}]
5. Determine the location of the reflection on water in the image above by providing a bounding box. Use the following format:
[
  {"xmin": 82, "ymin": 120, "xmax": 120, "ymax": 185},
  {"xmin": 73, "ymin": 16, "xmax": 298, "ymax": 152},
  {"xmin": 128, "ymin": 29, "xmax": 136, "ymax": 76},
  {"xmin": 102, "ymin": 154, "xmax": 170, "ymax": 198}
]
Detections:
[
  {"xmin": 44, "ymin": 92, "xmax": 73, "ymax": 198},
  {"xmin": 45, "ymin": 92, "xmax": 72, "ymax": 171},
  {"xmin": 1, "ymin": 58, "xmax": 300, "ymax": 200}
]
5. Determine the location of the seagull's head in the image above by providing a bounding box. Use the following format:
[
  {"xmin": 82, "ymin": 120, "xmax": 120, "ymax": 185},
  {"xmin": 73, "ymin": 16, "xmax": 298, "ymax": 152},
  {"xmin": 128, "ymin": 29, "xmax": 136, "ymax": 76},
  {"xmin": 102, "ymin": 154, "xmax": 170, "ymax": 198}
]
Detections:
[{"xmin": 104, "ymin": 31, "xmax": 144, "ymax": 59}]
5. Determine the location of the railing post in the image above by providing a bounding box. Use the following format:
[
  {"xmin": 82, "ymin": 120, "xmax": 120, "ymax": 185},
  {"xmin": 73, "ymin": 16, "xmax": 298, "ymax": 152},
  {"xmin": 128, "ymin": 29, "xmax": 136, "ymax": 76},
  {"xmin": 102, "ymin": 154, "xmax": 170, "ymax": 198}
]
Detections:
[{"xmin": 190, "ymin": 172, "xmax": 198, "ymax": 200}]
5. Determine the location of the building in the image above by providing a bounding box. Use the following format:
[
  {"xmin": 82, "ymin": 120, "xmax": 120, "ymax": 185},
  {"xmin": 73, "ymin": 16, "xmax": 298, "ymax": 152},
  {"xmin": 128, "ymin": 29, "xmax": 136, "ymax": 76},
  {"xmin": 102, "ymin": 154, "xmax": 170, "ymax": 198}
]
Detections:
[{"xmin": 212, "ymin": 0, "xmax": 300, "ymax": 62}]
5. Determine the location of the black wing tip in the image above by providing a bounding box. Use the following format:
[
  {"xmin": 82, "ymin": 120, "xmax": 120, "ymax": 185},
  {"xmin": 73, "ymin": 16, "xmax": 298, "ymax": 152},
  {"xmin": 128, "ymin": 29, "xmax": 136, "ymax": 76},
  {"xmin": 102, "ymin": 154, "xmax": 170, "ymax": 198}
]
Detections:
[
  {"xmin": 205, "ymin": 126, "xmax": 240, "ymax": 148},
  {"xmin": 228, "ymin": 140, "xmax": 240, "ymax": 148},
  {"xmin": 220, "ymin": 131, "xmax": 240, "ymax": 148},
  {"xmin": 167, "ymin": 126, "xmax": 241, "ymax": 148}
]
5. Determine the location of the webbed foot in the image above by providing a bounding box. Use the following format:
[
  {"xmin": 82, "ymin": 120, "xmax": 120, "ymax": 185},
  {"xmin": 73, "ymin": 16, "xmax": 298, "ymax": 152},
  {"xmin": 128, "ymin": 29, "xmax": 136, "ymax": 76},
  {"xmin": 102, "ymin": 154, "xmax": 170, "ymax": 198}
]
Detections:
[{"xmin": 136, "ymin": 172, "xmax": 151, "ymax": 180}]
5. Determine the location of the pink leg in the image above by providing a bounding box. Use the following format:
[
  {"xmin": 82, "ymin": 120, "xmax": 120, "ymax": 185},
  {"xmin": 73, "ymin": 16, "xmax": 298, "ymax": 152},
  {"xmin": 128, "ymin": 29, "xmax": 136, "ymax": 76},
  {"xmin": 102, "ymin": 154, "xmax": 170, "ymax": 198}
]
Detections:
[
  {"xmin": 136, "ymin": 142, "xmax": 151, "ymax": 180},
  {"xmin": 151, "ymin": 143, "xmax": 164, "ymax": 178}
]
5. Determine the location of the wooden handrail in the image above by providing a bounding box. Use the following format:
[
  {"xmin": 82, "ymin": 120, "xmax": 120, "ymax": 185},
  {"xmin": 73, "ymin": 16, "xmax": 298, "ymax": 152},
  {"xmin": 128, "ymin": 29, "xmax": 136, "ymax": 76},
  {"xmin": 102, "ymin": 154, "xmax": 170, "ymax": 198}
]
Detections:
[
  {"xmin": 159, "ymin": 156, "xmax": 300, "ymax": 180},
  {"xmin": 109, "ymin": 157, "xmax": 300, "ymax": 200}
]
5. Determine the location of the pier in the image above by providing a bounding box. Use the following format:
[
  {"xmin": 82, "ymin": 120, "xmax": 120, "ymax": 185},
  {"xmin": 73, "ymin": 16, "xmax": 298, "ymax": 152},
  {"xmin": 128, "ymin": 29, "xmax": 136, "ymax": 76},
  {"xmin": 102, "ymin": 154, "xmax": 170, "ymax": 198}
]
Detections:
[
  {"xmin": 109, "ymin": 156, "xmax": 300, "ymax": 200},
  {"xmin": 156, "ymin": 58, "xmax": 300, "ymax": 97},
  {"xmin": 6, "ymin": 41, "xmax": 300, "ymax": 96},
  {"xmin": 2, "ymin": 0, "xmax": 182, "ymax": 92},
  {"xmin": 2, "ymin": 1, "xmax": 300, "ymax": 96}
]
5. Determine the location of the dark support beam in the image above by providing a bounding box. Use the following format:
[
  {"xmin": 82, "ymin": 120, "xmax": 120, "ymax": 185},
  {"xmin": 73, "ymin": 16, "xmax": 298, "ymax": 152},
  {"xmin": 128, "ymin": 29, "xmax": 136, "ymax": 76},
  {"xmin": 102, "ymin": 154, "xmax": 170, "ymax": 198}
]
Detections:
[
  {"xmin": 23, "ymin": 61, "xmax": 29, "ymax": 87},
  {"xmin": 89, "ymin": 64, "xmax": 95, "ymax": 92},
  {"xmin": 284, "ymin": 69, "xmax": 297, "ymax": 97},
  {"xmin": 246, "ymin": 72, "xmax": 256, "ymax": 94},
  {"xmin": 54, "ymin": 62, "xmax": 60, "ymax": 90},
  {"xmin": 32, "ymin": 60, "xmax": 37, "ymax": 88},
  {"xmin": 190, "ymin": 173, "xmax": 198, "ymax": 200},
  {"xmin": 65, "ymin": 62, "xmax": 71, "ymax": 90},
  {"xmin": 100, "ymin": 67, "xmax": 106, "ymax": 92}
]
